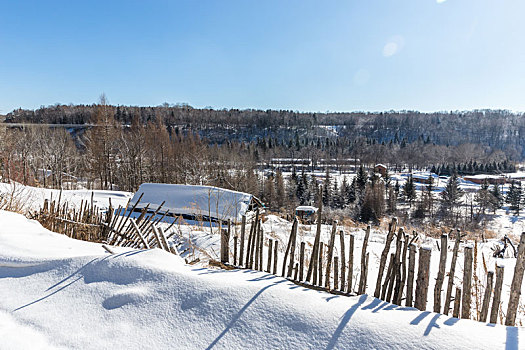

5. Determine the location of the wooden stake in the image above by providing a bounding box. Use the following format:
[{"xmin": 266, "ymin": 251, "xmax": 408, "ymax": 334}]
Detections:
[
  {"xmin": 282, "ymin": 218, "xmax": 298, "ymax": 277},
  {"xmin": 339, "ymin": 231, "xmax": 346, "ymax": 292},
  {"xmin": 414, "ymin": 247, "xmax": 431, "ymax": 311},
  {"xmin": 287, "ymin": 218, "xmax": 299, "ymax": 278},
  {"xmin": 239, "ymin": 215, "xmax": 246, "ymax": 266},
  {"xmin": 299, "ymin": 241, "xmax": 305, "ymax": 281},
  {"xmin": 318, "ymin": 242, "xmax": 324, "ymax": 287},
  {"xmin": 220, "ymin": 227, "xmax": 230, "ymax": 264},
  {"xmin": 381, "ymin": 253, "xmax": 395, "ymax": 301},
  {"xmin": 434, "ymin": 233, "xmax": 448, "ymax": 313},
  {"xmin": 374, "ymin": 217, "xmax": 397, "ymax": 298},
  {"xmin": 334, "ymin": 256, "xmax": 339, "ymax": 290},
  {"xmin": 406, "ymin": 243, "xmax": 417, "ymax": 307},
  {"xmin": 324, "ymin": 221, "xmax": 338, "ymax": 288},
  {"xmin": 461, "ymin": 246, "xmax": 473, "ymax": 319},
  {"xmin": 347, "ymin": 234, "xmax": 354, "ymax": 294},
  {"xmin": 444, "ymin": 229, "xmax": 461, "ymax": 315},
  {"xmin": 453, "ymin": 287, "xmax": 461, "ymax": 318},
  {"xmin": 490, "ymin": 264, "xmax": 504, "ymax": 324},
  {"xmin": 267, "ymin": 239, "xmax": 273, "ymax": 273},
  {"xmin": 233, "ymin": 235, "xmax": 238, "ymax": 266},
  {"xmin": 480, "ymin": 271, "xmax": 494, "ymax": 322},
  {"xmin": 394, "ymin": 233, "xmax": 409, "ymax": 305},
  {"xmin": 358, "ymin": 226, "xmax": 371, "ymax": 295},
  {"xmin": 505, "ymin": 232, "xmax": 525, "ymax": 326},
  {"xmin": 273, "ymin": 240, "xmax": 278, "ymax": 275}
]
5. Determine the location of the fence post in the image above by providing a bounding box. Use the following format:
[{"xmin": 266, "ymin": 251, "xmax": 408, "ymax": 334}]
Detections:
[
  {"xmin": 358, "ymin": 226, "xmax": 370, "ymax": 295},
  {"xmin": 287, "ymin": 218, "xmax": 299, "ymax": 278},
  {"xmin": 375, "ymin": 218, "xmax": 397, "ymax": 298},
  {"xmin": 220, "ymin": 227, "xmax": 230, "ymax": 264},
  {"xmin": 282, "ymin": 218, "xmax": 298, "ymax": 277},
  {"xmin": 405, "ymin": 243, "xmax": 417, "ymax": 307},
  {"xmin": 233, "ymin": 235, "xmax": 238, "ymax": 266},
  {"xmin": 267, "ymin": 239, "xmax": 273, "ymax": 273},
  {"xmin": 480, "ymin": 271, "xmax": 494, "ymax": 322},
  {"xmin": 394, "ymin": 233, "xmax": 409, "ymax": 305},
  {"xmin": 340, "ymin": 231, "xmax": 346, "ymax": 292},
  {"xmin": 239, "ymin": 215, "xmax": 246, "ymax": 267},
  {"xmin": 334, "ymin": 256, "xmax": 339, "ymax": 290},
  {"xmin": 381, "ymin": 253, "xmax": 395, "ymax": 301},
  {"xmin": 505, "ymin": 232, "xmax": 525, "ymax": 326},
  {"xmin": 318, "ymin": 242, "xmax": 324, "ymax": 287},
  {"xmin": 273, "ymin": 241, "xmax": 278, "ymax": 275},
  {"xmin": 414, "ymin": 247, "xmax": 431, "ymax": 311},
  {"xmin": 299, "ymin": 241, "xmax": 305, "ymax": 281},
  {"xmin": 453, "ymin": 287, "xmax": 461, "ymax": 318},
  {"xmin": 461, "ymin": 246, "xmax": 473, "ymax": 319},
  {"xmin": 325, "ymin": 221, "xmax": 338, "ymax": 288},
  {"xmin": 259, "ymin": 219, "xmax": 264, "ymax": 271},
  {"xmin": 434, "ymin": 233, "xmax": 448, "ymax": 313},
  {"xmin": 443, "ymin": 229, "xmax": 461, "ymax": 315},
  {"xmin": 347, "ymin": 234, "xmax": 354, "ymax": 294},
  {"xmin": 490, "ymin": 264, "xmax": 504, "ymax": 324}
]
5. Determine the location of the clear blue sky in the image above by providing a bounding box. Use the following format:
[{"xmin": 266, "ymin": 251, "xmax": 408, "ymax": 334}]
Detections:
[{"xmin": 1, "ymin": 0, "xmax": 524, "ymax": 113}]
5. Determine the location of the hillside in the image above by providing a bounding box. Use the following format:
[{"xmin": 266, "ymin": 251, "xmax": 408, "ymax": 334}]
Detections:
[{"xmin": 4, "ymin": 106, "xmax": 525, "ymax": 159}]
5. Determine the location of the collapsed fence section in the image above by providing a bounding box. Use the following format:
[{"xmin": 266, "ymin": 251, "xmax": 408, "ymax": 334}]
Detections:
[{"xmin": 31, "ymin": 193, "xmax": 178, "ymax": 255}]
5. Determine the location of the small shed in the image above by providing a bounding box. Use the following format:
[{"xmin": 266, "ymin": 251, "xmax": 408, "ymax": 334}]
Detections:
[
  {"xmin": 295, "ymin": 205, "xmax": 318, "ymax": 223},
  {"xmin": 374, "ymin": 164, "xmax": 388, "ymax": 177},
  {"xmin": 128, "ymin": 183, "xmax": 263, "ymax": 225}
]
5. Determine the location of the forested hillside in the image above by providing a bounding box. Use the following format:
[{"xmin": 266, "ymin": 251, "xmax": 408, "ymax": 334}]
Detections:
[{"xmin": 5, "ymin": 105, "xmax": 525, "ymax": 159}]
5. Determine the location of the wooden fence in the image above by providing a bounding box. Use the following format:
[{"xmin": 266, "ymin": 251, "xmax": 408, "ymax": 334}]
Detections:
[
  {"xmin": 31, "ymin": 193, "xmax": 178, "ymax": 255},
  {"xmin": 220, "ymin": 193, "xmax": 525, "ymax": 326}
]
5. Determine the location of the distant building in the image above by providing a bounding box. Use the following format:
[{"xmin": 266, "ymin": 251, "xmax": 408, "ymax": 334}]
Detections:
[
  {"xmin": 374, "ymin": 164, "xmax": 387, "ymax": 177},
  {"xmin": 295, "ymin": 205, "xmax": 318, "ymax": 223},
  {"xmin": 463, "ymin": 175, "xmax": 506, "ymax": 185}
]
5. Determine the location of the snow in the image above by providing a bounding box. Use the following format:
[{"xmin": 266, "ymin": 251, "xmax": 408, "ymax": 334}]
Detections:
[
  {"xmin": 0, "ymin": 210, "xmax": 522, "ymax": 349},
  {"xmin": 0, "ymin": 181, "xmax": 131, "ymax": 213},
  {"xmin": 130, "ymin": 183, "xmax": 253, "ymax": 223}
]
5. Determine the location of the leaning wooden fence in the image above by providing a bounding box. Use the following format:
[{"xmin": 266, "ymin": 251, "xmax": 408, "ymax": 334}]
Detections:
[
  {"xmin": 31, "ymin": 193, "xmax": 178, "ymax": 255},
  {"xmin": 219, "ymin": 192, "xmax": 525, "ymax": 326}
]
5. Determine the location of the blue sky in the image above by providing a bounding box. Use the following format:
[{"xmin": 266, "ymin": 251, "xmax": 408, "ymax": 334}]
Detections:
[{"xmin": 1, "ymin": 0, "xmax": 524, "ymax": 113}]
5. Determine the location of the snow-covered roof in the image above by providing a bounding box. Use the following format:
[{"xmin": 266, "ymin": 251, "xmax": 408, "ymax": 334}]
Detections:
[
  {"xmin": 130, "ymin": 183, "xmax": 255, "ymax": 223},
  {"xmin": 295, "ymin": 205, "xmax": 318, "ymax": 212},
  {"xmin": 464, "ymin": 174, "xmax": 505, "ymax": 180}
]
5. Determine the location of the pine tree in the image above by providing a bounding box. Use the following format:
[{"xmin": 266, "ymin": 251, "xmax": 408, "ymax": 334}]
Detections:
[
  {"xmin": 403, "ymin": 175, "xmax": 417, "ymax": 207},
  {"xmin": 441, "ymin": 173, "xmax": 463, "ymax": 210},
  {"xmin": 489, "ymin": 184, "xmax": 503, "ymax": 213},
  {"xmin": 322, "ymin": 168, "xmax": 332, "ymax": 207},
  {"xmin": 356, "ymin": 165, "xmax": 368, "ymax": 191},
  {"xmin": 474, "ymin": 179, "xmax": 493, "ymax": 214},
  {"xmin": 506, "ymin": 182, "xmax": 522, "ymax": 215}
]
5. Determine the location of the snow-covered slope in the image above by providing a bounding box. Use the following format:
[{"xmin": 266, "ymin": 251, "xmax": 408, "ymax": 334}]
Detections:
[{"xmin": 0, "ymin": 210, "xmax": 520, "ymax": 349}]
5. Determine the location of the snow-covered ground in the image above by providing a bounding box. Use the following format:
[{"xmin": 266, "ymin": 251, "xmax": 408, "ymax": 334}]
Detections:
[{"xmin": 0, "ymin": 210, "xmax": 521, "ymax": 349}]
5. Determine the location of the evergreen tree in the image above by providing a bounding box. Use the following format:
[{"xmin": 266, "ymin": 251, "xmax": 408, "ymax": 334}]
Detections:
[
  {"xmin": 356, "ymin": 165, "xmax": 368, "ymax": 191},
  {"xmin": 474, "ymin": 179, "xmax": 493, "ymax": 214},
  {"xmin": 403, "ymin": 175, "xmax": 417, "ymax": 207},
  {"xmin": 322, "ymin": 168, "xmax": 332, "ymax": 207},
  {"xmin": 441, "ymin": 173, "xmax": 463, "ymax": 210},
  {"xmin": 506, "ymin": 182, "xmax": 522, "ymax": 215},
  {"xmin": 489, "ymin": 184, "xmax": 503, "ymax": 213}
]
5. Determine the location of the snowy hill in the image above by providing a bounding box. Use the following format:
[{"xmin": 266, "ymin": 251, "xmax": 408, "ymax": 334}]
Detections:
[{"xmin": 0, "ymin": 210, "xmax": 520, "ymax": 349}]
